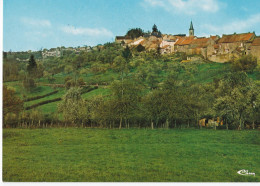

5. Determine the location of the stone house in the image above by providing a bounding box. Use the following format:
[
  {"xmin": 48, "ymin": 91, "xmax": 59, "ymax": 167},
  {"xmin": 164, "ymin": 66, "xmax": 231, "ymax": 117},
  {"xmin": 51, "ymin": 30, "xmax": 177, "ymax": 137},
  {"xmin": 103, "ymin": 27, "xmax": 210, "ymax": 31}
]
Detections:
[
  {"xmin": 247, "ymin": 37, "xmax": 260, "ymax": 61},
  {"xmin": 115, "ymin": 36, "xmax": 132, "ymax": 44},
  {"xmin": 174, "ymin": 36, "xmax": 196, "ymax": 53},
  {"xmin": 160, "ymin": 38, "xmax": 178, "ymax": 53},
  {"xmin": 210, "ymin": 33, "xmax": 256, "ymax": 62},
  {"xmin": 188, "ymin": 37, "xmax": 211, "ymax": 58},
  {"xmin": 42, "ymin": 48, "xmax": 61, "ymax": 58}
]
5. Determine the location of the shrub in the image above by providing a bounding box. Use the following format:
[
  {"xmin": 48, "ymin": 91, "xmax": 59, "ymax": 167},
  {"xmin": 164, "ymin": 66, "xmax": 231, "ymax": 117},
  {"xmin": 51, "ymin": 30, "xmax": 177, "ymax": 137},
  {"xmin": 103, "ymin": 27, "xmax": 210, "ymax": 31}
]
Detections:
[
  {"xmin": 23, "ymin": 77, "xmax": 36, "ymax": 91},
  {"xmin": 232, "ymin": 54, "xmax": 257, "ymax": 72}
]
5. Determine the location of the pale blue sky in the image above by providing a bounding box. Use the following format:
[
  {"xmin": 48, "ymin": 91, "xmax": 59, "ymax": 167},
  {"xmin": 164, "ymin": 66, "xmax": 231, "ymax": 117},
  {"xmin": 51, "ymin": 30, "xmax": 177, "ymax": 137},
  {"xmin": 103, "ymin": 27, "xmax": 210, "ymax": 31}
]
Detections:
[{"xmin": 3, "ymin": 0, "xmax": 260, "ymax": 51}]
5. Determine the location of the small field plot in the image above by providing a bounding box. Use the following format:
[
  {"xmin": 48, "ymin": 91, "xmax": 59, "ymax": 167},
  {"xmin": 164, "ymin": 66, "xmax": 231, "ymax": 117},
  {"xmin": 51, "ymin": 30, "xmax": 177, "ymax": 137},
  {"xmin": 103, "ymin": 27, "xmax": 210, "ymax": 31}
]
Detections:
[{"xmin": 3, "ymin": 128, "xmax": 259, "ymax": 182}]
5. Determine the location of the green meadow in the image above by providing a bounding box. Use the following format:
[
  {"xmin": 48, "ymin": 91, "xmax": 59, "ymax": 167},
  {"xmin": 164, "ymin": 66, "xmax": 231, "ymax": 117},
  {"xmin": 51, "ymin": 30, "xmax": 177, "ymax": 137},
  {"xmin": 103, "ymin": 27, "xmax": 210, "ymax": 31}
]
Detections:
[{"xmin": 3, "ymin": 128, "xmax": 260, "ymax": 182}]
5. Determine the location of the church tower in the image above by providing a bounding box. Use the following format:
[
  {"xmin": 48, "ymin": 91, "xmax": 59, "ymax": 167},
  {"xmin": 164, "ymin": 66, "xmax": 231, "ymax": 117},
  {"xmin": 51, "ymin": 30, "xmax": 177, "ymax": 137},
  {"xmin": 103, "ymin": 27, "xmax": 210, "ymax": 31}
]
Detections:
[{"xmin": 189, "ymin": 21, "xmax": 194, "ymax": 36}]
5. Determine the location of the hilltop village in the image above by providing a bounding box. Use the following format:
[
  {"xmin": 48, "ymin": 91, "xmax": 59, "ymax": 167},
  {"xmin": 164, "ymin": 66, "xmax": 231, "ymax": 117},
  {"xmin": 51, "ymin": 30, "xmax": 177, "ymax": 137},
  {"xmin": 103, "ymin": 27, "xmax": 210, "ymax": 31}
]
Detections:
[{"xmin": 115, "ymin": 22, "xmax": 260, "ymax": 63}]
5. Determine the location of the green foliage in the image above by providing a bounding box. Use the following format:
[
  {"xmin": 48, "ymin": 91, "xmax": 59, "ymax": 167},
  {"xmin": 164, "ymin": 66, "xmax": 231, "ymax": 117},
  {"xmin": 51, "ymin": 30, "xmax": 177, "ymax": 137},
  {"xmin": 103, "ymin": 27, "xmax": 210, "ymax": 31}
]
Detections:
[
  {"xmin": 27, "ymin": 55, "xmax": 37, "ymax": 76},
  {"xmin": 136, "ymin": 44, "xmax": 145, "ymax": 52},
  {"xmin": 126, "ymin": 28, "xmax": 144, "ymax": 39},
  {"xmin": 152, "ymin": 24, "xmax": 158, "ymax": 33},
  {"xmin": 58, "ymin": 88, "xmax": 88, "ymax": 125},
  {"xmin": 232, "ymin": 54, "xmax": 257, "ymax": 72},
  {"xmin": 3, "ymin": 59, "xmax": 20, "ymax": 81},
  {"xmin": 22, "ymin": 77, "xmax": 36, "ymax": 92},
  {"xmin": 3, "ymin": 85, "xmax": 24, "ymax": 127},
  {"xmin": 214, "ymin": 72, "xmax": 258, "ymax": 129},
  {"xmin": 122, "ymin": 46, "xmax": 132, "ymax": 61}
]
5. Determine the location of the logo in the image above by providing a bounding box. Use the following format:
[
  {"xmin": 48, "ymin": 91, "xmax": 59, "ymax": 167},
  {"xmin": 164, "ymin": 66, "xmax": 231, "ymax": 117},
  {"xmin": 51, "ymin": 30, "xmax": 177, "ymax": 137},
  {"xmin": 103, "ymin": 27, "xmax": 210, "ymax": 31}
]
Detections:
[{"xmin": 237, "ymin": 169, "xmax": 255, "ymax": 176}]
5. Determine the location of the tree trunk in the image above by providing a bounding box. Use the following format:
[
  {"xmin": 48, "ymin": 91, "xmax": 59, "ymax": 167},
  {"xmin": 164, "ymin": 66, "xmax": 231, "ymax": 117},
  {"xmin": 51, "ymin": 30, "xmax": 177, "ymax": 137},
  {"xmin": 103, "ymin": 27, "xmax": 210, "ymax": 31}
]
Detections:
[
  {"xmin": 119, "ymin": 117, "xmax": 122, "ymax": 129},
  {"xmin": 166, "ymin": 119, "xmax": 169, "ymax": 129},
  {"xmin": 151, "ymin": 120, "xmax": 154, "ymax": 130},
  {"xmin": 253, "ymin": 121, "xmax": 255, "ymax": 130},
  {"xmin": 174, "ymin": 120, "xmax": 177, "ymax": 128},
  {"xmin": 187, "ymin": 120, "xmax": 189, "ymax": 128},
  {"xmin": 226, "ymin": 120, "xmax": 228, "ymax": 130}
]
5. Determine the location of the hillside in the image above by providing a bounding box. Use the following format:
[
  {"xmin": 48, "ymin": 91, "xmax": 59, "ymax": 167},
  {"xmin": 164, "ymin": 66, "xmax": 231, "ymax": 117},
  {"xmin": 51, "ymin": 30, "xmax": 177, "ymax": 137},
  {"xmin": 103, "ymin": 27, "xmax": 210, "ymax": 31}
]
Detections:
[{"xmin": 3, "ymin": 41, "xmax": 260, "ymax": 130}]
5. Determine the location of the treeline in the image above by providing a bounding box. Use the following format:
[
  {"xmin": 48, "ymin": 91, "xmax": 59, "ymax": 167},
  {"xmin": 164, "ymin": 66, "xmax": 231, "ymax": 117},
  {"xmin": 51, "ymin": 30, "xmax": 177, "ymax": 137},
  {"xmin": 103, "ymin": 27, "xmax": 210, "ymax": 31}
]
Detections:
[
  {"xmin": 3, "ymin": 71, "xmax": 260, "ymax": 129},
  {"xmin": 57, "ymin": 71, "xmax": 259, "ymax": 130}
]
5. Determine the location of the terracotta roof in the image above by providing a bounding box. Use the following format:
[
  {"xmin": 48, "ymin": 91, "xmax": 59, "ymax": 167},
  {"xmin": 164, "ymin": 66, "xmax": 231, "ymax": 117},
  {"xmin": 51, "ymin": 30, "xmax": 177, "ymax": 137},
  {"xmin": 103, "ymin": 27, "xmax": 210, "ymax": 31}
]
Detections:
[
  {"xmin": 175, "ymin": 36, "xmax": 195, "ymax": 45},
  {"xmin": 252, "ymin": 37, "xmax": 260, "ymax": 46},
  {"xmin": 210, "ymin": 35, "xmax": 219, "ymax": 41},
  {"xmin": 218, "ymin": 33, "xmax": 254, "ymax": 43},
  {"xmin": 190, "ymin": 37, "xmax": 210, "ymax": 48},
  {"xmin": 214, "ymin": 44, "xmax": 219, "ymax": 49}
]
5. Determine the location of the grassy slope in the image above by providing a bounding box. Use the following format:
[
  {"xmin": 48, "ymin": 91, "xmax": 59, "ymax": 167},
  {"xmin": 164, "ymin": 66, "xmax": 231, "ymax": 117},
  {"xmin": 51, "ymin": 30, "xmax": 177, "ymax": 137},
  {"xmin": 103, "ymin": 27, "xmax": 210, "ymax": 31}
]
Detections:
[{"xmin": 3, "ymin": 128, "xmax": 260, "ymax": 182}]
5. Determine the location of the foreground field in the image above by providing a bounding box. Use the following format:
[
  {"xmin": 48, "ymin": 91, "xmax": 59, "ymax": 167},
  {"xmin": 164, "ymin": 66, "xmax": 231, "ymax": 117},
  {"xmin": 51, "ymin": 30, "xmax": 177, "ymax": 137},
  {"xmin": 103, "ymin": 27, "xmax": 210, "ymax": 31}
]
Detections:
[{"xmin": 3, "ymin": 128, "xmax": 260, "ymax": 182}]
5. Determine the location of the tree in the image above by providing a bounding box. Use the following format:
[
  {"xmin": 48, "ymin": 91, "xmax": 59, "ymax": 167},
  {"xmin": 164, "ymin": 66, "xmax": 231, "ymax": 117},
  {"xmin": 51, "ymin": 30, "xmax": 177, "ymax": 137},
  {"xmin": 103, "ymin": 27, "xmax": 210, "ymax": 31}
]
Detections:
[
  {"xmin": 232, "ymin": 54, "xmax": 257, "ymax": 72},
  {"xmin": 3, "ymin": 85, "xmax": 23, "ymax": 127},
  {"xmin": 122, "ymin": 46, "xmax": 132, "ymax": 61},
  {"xmin": 126, "ymin": 28, "xmax": 144, "ymax": 39},
  {"xmin": 109, "ymin": 79, "xmax": 142, "ymax": 129},
  {"xmin": 136, "ymin": 44, "xmax": 145, "ymax": 52},
  {"xmin": 27, "ymin": 55, "xmax": 37, "ymax": 76},
  {"xmin": 58, "ymin": 87, "xmax": 88, "ymax": 126},
  {"xmin": 214, "ymin": 72, "xmax": 255, "ymax": 129},
  {"xmin": 23, "ymin": 77, "xmax": 36, "ymax": 92},
  {"xmin": 152, "ymin": 24, "xmax": 158, "ymax": 33}
]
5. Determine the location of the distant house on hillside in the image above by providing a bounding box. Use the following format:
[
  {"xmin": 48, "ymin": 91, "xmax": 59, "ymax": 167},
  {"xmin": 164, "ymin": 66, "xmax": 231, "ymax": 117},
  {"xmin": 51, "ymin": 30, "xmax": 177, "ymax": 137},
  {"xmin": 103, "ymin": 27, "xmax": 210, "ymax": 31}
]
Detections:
[
  {"xmin": 115, "ymin": 36, "xmax": 132, "ymax": 44},
  {"xmin": 174, "ymin": 36, "xmax": 197, "ymax": 53},
  {"xmin": 160, "ymin": 39, "xmax": 178, "ymax": 54},
  {"xmin": 218, "ymin": 32, "xmax": 255, "ymax": 54},
  {"xmin": 208, "ymin": 32, "xmax": 256, "ymax": 62},
  {"xmin": 42, "ymin": 48, "xmax": 61, "ymax": 58}
]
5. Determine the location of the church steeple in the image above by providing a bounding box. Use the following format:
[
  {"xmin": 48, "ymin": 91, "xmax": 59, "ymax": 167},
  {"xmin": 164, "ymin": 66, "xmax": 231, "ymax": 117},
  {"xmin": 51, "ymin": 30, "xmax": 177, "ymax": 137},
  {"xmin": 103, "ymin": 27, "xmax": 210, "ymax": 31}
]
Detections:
[{"xmin": 189, "ymin": 21, "xmax": 194, "ymax": 36}]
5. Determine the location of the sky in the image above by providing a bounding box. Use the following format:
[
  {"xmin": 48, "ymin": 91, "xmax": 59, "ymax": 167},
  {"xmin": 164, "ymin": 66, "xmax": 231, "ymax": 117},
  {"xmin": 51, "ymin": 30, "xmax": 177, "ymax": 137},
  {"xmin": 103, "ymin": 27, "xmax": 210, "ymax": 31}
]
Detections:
[{"xmin": 3, "ymin": 0, "xmax": 260, "ymax": 51}]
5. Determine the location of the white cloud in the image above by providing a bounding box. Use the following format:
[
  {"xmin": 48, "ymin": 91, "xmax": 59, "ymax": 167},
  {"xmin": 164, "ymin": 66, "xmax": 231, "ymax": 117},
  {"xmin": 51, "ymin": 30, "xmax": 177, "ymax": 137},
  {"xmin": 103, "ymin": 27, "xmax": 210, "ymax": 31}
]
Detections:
[
  {"xmin": 61, "ymin": 25, "xmax": 113, "ymax": 37},
  {"xmin": 202, "ymin": 13, "xmax": 260, "ymax": 35},
  {"xmin": 143, "ymin": 0, "xmax": 223, "ymax": 15},
  {"xmin": 21, "ymin": 17, "xmax": 51, "ymax": 27}
]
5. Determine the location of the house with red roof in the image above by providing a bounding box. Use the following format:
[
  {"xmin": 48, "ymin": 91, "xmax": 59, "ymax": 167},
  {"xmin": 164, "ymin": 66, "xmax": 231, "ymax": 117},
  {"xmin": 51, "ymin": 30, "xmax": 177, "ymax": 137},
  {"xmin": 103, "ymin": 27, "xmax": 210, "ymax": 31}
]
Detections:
[
  {"xmin": 247, "ymin": 37, "xmax": 260, "ymax": 60},
  {"xmin": 207, "ymin": 32, "xmax": 256, "ymax": 62}
]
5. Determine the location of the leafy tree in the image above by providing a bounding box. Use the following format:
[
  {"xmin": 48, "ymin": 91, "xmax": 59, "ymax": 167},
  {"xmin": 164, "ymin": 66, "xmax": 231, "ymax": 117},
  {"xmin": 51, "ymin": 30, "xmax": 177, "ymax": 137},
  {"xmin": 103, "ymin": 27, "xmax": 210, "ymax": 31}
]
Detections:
[
  {"xmin": 214, "ymin": 72, "xmax": 255, "ymax": 129},
  {"xmin": 27, "ymin": 55, "xmax": 37, "ymax": 76},
  {"xmin": 122, "ymin": 46, "xmax": 132, "ymax": 61},
  {"xmin": 58, "ymin": 87, "xmax": 88, "ymax": 125},
  {"xmin": 136, "ymin": 44, "xmax": 145, "ymax": 52},
  {"xmin": 109, "ymin": 79, "xmax": 142, "ymax": 129},
  {"xmin": 22, "ymin": 77, "xmax": 36, "ymax": 92},
  {"xmin": 126, "ymin": 28, "xmax": 144, "ymax": 39},
  {"xmin": 3, "ymin": 59, "xmax": 19, "ymax": 81},
  {"xmin": 232, "ymin": 54, "xmax": 257, "ymax": 72},
  {"xmin": 3, "ymin": 86, "xmax": 23, "ymax": 127},
  {"xmin": 152, "ymin": 24, "xmax": 158, "ymax": 33}
]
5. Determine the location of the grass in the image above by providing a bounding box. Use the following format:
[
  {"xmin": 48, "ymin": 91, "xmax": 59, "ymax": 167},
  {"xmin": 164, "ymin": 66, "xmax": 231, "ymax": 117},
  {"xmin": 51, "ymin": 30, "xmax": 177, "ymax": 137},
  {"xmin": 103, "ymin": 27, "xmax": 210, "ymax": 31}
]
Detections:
[
  {"xmin": 24, "ymin": 88, "xmax": 65, "ymax": 108},
  {"xmin": 81, "ymin": 88, "xmax": 111, "ymax": 99},
  {"xmin": 3, "ymin": 128, "xmax": 260, "ymax": 182}
]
